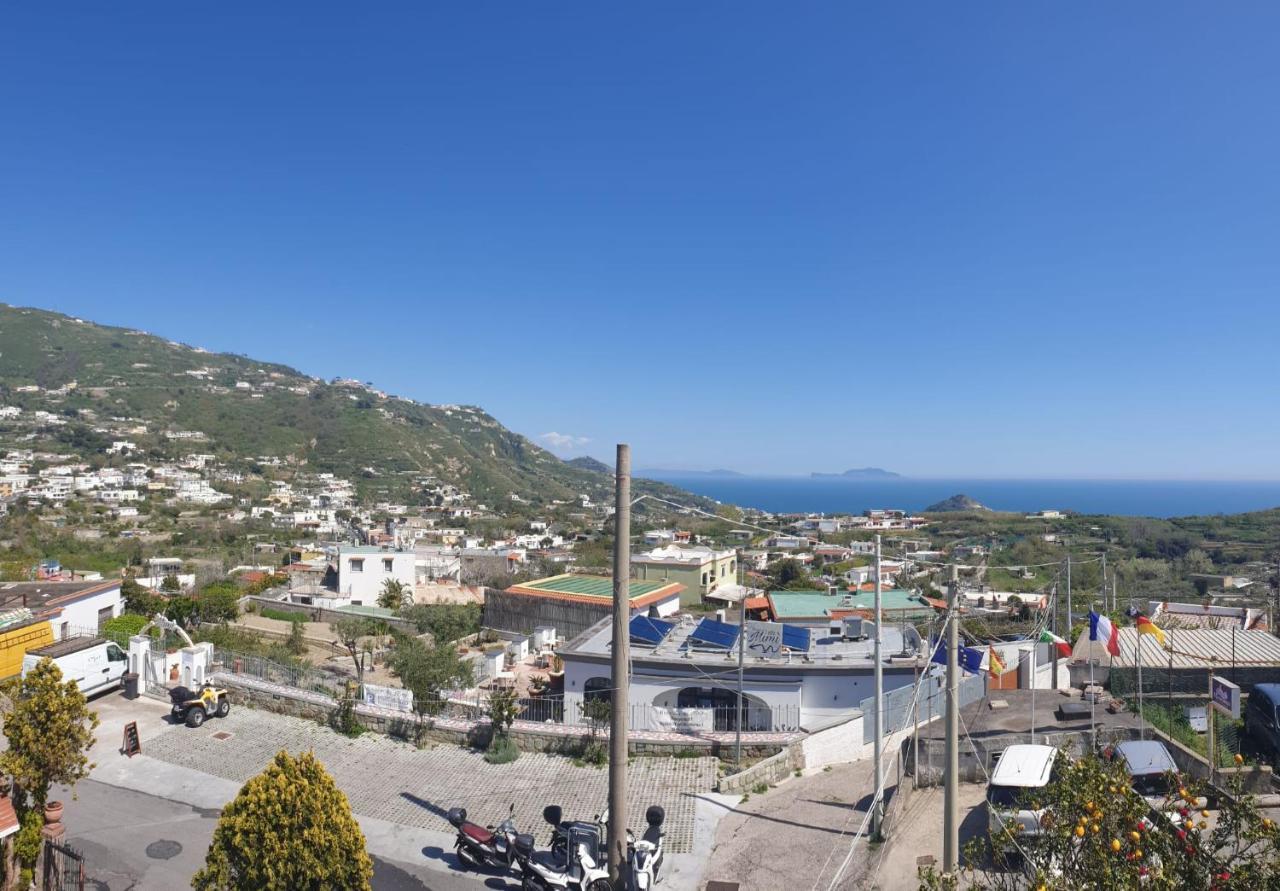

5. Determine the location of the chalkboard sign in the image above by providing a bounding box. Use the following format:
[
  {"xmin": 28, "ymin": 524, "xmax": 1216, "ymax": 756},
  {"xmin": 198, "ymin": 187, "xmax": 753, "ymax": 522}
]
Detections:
[{"xmin": 122, "ymin": 721, "xmax": 141, "ymax": 758}]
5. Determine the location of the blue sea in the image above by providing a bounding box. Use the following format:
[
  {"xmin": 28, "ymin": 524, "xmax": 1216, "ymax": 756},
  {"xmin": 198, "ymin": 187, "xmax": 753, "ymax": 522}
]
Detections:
[{"xmin": 641, "ymin": 476, "xmax": 1280, "ymax": 519}]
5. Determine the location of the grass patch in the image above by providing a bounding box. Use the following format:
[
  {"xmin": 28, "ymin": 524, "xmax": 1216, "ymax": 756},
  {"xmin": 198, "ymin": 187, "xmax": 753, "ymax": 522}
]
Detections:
[
  {"xmin": 751, "ymin": 781, "xmax": 769, "ymax": 795},
  {"xmin": 260, "ymin": 607, "xmax": 305, "ymax": 623},
  {"xmin": 484, "ymin": 734, "xmax": 520, "ymax": 765}
]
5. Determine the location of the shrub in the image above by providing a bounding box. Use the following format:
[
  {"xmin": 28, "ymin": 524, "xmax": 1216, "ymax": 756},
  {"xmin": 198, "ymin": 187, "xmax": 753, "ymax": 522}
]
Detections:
[
  {"xmin": 331, "ymin": 697, "xmax": 363, "ymax": 738},
  {"xmin": 101, "ymin": 613, "xmax": 148, "ymax": 643},
  {"xmin": 484, "ymin": 735, "xmax": 520, "ymax": 765},
  {"xmin": 192, "ymin": 750, "xmax": 373, "ymax": 891},
  {"xmin": 751, "ymin": 781, "xmax": 769, "ymax": 795}
]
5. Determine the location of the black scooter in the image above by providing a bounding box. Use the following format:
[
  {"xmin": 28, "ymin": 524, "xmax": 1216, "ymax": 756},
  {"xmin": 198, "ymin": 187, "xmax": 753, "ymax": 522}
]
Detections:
[
  {"xmin": 448, "ymin": 803, "xmax": 520, "ymax": 871},
  {"xmin": 543, "ymin": 804, "xmax": 608, "ymax": 864}
]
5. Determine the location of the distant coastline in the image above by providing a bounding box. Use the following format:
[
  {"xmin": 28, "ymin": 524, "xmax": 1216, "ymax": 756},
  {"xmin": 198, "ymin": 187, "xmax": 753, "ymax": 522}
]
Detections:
[{"xmin": 637, "ymin": 474, "xmax": 1280, "ymax": 519}]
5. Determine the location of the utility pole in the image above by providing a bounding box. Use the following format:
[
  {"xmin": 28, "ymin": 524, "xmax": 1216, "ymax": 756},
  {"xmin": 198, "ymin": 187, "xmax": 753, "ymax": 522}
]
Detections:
[
  {"xmin": 1065, "ymin": 552, "xmax": 1072, "ymax": 638},
  {"xmin": 608, "ymin": 444, "xmax": 630, "ymax": 888},
  {"xmin": 943, "ymin": 564, "xmax": 960, "ymax": 876},
  {"xmin": 872, "ymin": 534, "xmax": 884, "ymax": 839},
  {"xmin": 735, "ymin": 585, "xmax": 745, "ymax": 764}
]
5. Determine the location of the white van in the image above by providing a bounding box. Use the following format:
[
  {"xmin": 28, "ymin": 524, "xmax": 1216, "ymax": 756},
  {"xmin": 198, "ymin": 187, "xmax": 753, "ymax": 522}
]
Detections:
[
  {"xmin": 987, "ymin": 744, "xmax": 1060, "ymax": 851},
  {"xmin": 22, "ymin": 637, "xmax": 129, "ymax": 697}
]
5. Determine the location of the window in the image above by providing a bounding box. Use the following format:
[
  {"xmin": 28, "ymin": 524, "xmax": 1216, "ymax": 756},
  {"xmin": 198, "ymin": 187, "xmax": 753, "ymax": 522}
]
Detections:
[
  {"xmin": 350, "ymin": 558, "xmax": 364, "ymax": 573},
  {"xmin": 382, "ymin": 558, "xmax": 393, "ymax": 573},
  {"xmin": 107, "ymin": 644, "xmax": 126, "ymax": 663},
  {"xmin": 729, "ymin": 559, "xmax": 736, "ymax": 574},
  {"xmin": 583, "ymin": 677, "xmax": 612, "ymax": 704},
  {"xmin": 701, "ymin": 572, "xmax": 709, "ymax": 585}
]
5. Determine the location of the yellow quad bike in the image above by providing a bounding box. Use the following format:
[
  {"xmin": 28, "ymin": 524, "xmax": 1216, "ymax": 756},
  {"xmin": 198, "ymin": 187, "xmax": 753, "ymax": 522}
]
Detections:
[{"xmin": 169, "ymin": 684, "xmax": 232, "ymax": 728}]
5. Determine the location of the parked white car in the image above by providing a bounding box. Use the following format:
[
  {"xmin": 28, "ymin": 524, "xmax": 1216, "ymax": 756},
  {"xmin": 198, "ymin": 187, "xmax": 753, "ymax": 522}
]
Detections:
[
  {"xmin": 22, "ymin": 637, "xmax": 129, "ymax": 697},
  {"xmin": 987, "ymin": 744, "xmax": 1060, "ymax": 852}
]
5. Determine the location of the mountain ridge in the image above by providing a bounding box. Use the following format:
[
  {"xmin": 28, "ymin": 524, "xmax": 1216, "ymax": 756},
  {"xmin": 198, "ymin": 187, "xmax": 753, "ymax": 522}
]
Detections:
[{"xmin": 0, "ymin": 304, "xmax": 712, "ymax": 512}]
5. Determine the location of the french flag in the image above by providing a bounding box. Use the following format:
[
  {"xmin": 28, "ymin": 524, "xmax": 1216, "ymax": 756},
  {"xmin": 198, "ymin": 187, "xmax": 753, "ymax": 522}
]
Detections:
[{"xmin": 1089, "ymin": 611, "xmax": 1120, "ymax": 657}]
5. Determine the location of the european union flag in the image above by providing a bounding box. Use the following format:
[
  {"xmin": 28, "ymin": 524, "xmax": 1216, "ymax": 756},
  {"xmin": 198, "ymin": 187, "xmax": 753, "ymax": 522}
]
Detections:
[{"xmin": 930, "ymin": 642, "xmax": 984, "ymax": 674}]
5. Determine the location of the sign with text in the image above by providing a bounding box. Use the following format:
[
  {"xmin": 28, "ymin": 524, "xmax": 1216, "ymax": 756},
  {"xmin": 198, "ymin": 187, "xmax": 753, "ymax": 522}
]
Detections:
[
  {"xmin": 362, "ymin": 683, "xmax": 414, "ymax": 714},
  {"xmin": 1210, "ymin": 675, "xmax": 1241, "ymax": 720},
  {"xmin": 122, "ymin": 721, "xmax": 141, "ymax": 758},
  {"xmin": 745, "ymin": 621, "xmax": 784, "ymax": 658},
  {"xmin": 650, "ymin": 707, "xmax": 714, "ymax": 734}
]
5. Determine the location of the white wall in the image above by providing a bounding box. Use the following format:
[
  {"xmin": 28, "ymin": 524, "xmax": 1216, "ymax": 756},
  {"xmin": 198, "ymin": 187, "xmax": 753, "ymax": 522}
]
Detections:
[
  {"xmin": 338, "ymin": 549, "xmax": 415, "ymax": 604},
  {"xmin": 53, "ymin": 584, "xmax": 122, "ymax": 639},
  {"xmin": 799, "ymin": 671, "xmax": 915, "ymax": 729},
  {"xmin": 801, "ymin": 714, "xmax": 864, "ymax": 769}
]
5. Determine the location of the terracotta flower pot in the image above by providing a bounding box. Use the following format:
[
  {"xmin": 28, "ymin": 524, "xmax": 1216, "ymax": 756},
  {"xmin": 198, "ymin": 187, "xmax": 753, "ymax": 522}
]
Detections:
[{"xmin": 44, "ymin": 801, "xmax": 63, "ymax": 824}]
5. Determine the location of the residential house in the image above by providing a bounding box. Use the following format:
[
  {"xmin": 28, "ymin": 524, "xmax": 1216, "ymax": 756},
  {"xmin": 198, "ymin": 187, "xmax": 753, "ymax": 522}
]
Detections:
[
  {"xmin": 336, "ymin": 546, "xmax": 415, "ymax": 605},
  {"xmin": 631, "ymin": 545, "xmax": 738, "ymax": 606}
]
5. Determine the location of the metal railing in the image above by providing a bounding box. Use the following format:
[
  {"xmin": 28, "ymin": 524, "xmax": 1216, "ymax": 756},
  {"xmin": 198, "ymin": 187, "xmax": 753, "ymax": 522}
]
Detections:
[
  {"xmin": 863, "ymin": 671, "xmax": 987, "ymax": 744},
  {"xmin": 211, "ymin": 649, "xmax": 353, "ymax": 699}
]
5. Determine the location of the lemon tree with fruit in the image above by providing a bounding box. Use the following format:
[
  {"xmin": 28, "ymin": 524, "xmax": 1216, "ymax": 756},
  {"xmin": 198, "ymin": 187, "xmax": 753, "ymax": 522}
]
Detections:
[{"xmin": 919, "ymin": 749, "xmax": 1279, "ymax": 890}]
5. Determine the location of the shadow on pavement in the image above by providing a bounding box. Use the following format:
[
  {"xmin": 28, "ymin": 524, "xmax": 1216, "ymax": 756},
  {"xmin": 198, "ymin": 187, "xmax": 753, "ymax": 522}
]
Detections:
[
  {"xmin": 691, "ymin": 793, "xmax": 872, "ymax": 836},
  {"xmin": 401, "ymin": 791, "xmax": 452, "ymax": 823}
]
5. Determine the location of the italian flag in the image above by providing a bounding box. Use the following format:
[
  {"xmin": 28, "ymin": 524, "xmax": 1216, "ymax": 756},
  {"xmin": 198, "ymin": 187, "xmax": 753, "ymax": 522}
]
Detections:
[
  {"xmin": 1038, "ymin": 629, "xmax": 1072, "ymax": 659},
  {"xmin": 1089, "ymin": 611, "xmax": 1121, "ymax": 657}
]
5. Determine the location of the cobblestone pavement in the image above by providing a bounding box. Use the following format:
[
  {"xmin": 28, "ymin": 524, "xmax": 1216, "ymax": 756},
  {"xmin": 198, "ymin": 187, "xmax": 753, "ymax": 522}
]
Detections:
[{"xmin": 143, "ymin": 708, "xmax": 716, "ymax": 853}]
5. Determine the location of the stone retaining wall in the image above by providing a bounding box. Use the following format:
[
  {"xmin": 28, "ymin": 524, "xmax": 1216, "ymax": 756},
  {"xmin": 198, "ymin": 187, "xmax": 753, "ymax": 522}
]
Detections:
[
  {"xmin": 216, "ymin": 673, "xmax": 786, "ymax": 759},
  {"xmin": 717, "ymin": 746, "xmax": 805, "ymax": 795}
]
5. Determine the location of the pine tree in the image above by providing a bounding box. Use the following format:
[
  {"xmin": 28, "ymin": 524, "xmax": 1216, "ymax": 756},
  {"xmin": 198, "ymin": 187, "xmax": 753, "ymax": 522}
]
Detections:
[{"xmin": 192, "ymin": 750, "xmax": 373, "ymax": 891}]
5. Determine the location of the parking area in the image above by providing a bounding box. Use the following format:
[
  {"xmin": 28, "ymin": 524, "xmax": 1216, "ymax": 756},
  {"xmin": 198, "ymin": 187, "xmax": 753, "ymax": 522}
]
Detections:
[{"xmin": 141, "ymin": 707, "xmax": 716, "ymax": 852}]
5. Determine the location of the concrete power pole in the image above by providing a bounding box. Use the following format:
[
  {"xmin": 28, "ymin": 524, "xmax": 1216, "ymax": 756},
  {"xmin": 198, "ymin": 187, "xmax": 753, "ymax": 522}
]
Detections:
[
  {"xmin": 872, "ymin": 534, "xmax": 884, "ymax": 839},
  {"xmin": 608, "ymin": 444, "xmax": 631, "ymax": 887},
  {"xmin": 943, "ymin": 564, "xmax": 960, "ymax": 875}
]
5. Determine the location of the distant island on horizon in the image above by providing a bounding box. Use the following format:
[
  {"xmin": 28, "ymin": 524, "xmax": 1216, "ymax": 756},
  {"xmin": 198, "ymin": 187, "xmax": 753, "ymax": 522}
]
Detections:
[{"xmin": 810, "ymin": 467, "xmax": 902, "ymax": 480}]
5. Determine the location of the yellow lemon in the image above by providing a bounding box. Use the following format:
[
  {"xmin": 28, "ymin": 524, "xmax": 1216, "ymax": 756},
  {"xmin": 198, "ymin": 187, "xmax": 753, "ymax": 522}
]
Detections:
[
  {"xmin": 1075, "ymin": 825, "xmax": 1085, "ymax": 838},
  {"xmin": 1091, "ymin": 824, "xmax": 1100, "ymax": 834},
  {"xmin": 1110, "ymin": 839, "xmax": 1122, "ymax": 853},
  {"xmin": 1235, "ymin": 754, "xmax": 1244, "ymax": 765}
]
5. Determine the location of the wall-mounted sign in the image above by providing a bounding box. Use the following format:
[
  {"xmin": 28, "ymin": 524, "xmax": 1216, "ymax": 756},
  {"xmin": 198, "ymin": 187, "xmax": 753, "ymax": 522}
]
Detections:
[{"xmin": 745, "ymin": 621, "xmax": 783, "ymax": 658}]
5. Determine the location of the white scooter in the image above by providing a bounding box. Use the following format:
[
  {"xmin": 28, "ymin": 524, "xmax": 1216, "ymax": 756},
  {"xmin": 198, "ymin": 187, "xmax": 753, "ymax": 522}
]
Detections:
[
  {"xmin": 628, "ymin": 806, "xmax": 665, "ymax": 890},
  {"xmin": 515, "ymin": 822, "xmax": 612, "ymax": 891}
]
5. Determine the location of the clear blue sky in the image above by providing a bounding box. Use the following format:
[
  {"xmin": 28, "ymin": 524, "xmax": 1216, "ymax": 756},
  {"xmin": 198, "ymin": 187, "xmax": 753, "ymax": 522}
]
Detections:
[{"xmin": 3, "ymin": 3, "xmax": 1279, "ymax": 478}]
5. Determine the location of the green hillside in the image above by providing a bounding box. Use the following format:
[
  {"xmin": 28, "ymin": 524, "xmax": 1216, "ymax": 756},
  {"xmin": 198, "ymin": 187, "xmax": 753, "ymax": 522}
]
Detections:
[{"xmin": 0, "ymin": 304, "xmax": 709, "ymax": 512}]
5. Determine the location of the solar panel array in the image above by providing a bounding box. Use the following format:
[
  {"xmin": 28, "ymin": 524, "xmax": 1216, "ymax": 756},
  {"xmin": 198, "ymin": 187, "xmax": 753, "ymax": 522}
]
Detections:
[
  {"xmin": 688, "ymin": 617, "xmax": 740, "ymax": 649},
  {"xmin": 781, "ymin": 624, "xmax": 811, "ymax": 652},
  {"xmin": 628, "ymin": 615, "xmax": 676, "ymax": 646}
]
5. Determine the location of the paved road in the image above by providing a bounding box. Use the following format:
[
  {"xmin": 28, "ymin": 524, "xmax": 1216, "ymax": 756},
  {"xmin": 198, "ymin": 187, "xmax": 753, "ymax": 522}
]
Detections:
[
  {"xmin": 704, "ymin": 760, "xmax": 878, "ymax": 891},
  {"xmin": 59, "ymin": 779, "xmax": 514, "ymax": 891}
]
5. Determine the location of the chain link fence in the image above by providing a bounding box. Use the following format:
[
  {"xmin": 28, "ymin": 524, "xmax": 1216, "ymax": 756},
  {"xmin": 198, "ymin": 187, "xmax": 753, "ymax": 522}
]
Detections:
[{"xmin": 1110, "ymin": 666, "xmax": 1245, "ymax": 767}]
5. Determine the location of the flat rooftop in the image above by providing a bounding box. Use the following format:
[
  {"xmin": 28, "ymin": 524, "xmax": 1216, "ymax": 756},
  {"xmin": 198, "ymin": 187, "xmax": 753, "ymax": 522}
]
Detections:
[
  {"xmin": 563, "ymin": 614, "xmax": 921, "ymax": 669},
  {"xmin": 917, "ymin": 688, "xmax": 1144, "ymax": 741},
  {"xmin": 768, "ymin": 589, "xmax": 936, "ymax": 620},
  {"xmin": 0, "ymin": 580, "xmax": 120, "ymax": 611},
  {"xmin": 505, "ymin": 574, "xmax": 683, "ymax": 608}
]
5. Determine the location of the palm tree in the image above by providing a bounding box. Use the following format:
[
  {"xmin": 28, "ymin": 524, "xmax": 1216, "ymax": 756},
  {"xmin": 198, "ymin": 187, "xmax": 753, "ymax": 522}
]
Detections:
[{"xmin": 377, "ymin": 578, "xmax": 408, "ymax": 611}]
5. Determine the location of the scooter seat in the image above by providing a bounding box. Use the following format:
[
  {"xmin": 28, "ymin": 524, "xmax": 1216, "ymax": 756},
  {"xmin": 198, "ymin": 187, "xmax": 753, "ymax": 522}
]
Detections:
[{"xmin": 461, "ymin": 823, "xmax": 494, "ymax": 845}]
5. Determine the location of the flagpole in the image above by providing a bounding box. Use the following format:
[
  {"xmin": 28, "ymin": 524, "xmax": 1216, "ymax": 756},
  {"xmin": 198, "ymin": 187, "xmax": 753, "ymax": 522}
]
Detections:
[
  {"xmin": 1089, "ymin": 611, "xmax": 1097, "ymax": 749},
  {"xmin": 1136, "ymin": 628, "xmax": 1145, "ymax": 741},
  {"xmin": 1030, "ymin": 643, "xmax": 1037, "ymax": 744}
]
